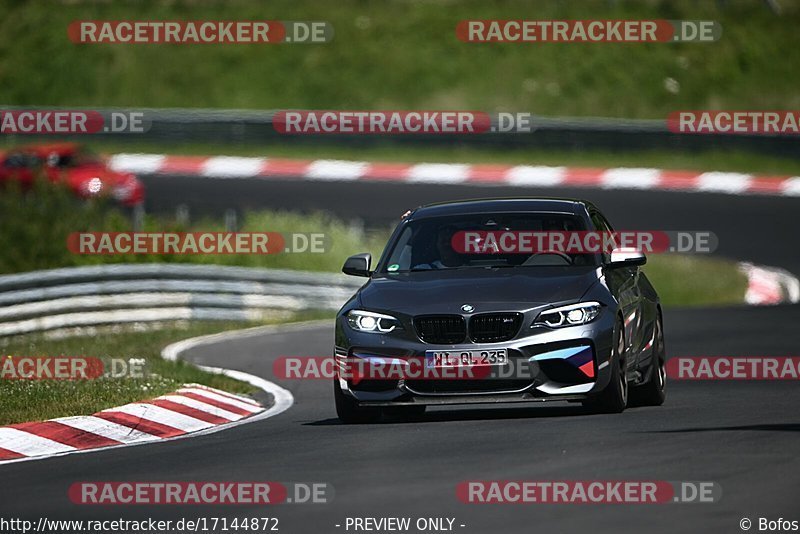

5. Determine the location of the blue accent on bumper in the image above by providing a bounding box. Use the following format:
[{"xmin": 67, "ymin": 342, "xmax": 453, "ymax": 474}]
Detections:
[{"xmin": 529, "ymin": 344, "xmax": 593, "ymax": 368}]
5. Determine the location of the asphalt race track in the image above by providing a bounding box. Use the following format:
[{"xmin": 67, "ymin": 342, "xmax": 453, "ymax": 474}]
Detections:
[{"xmin": 1, "ymin": 176, "xmax": 799, "ymax": 534}]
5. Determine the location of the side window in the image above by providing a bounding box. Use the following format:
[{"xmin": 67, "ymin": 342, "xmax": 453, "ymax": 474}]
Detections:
[
  {"xmin": 385, "ymin": 226, "xmax": 413, "ymax": 271},
  {"xmin": 590, "ymin": 211, "xmax": 615, "ymax": 262},
  {"xmin": 598, "ymin": 213, "xmax": 615, "ymax": 232}
]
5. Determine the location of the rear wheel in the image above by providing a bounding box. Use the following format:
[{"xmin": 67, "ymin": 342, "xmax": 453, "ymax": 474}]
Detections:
[
  {"xmin": 630, "ymin": 312, "xmax": 667, "ymax": 406},
  {"xmin": 584, "ymin": 318, "xmax": 628, "ymax": 413},
  {"xmin": 334, "ymin": 380, "xmax": 382, "ymax": 424}
]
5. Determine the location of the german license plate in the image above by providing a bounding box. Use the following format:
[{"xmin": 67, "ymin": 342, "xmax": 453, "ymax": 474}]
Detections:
[{"xmin": 425, "ymin": 349, "xmax": 508, "ymax": 368}]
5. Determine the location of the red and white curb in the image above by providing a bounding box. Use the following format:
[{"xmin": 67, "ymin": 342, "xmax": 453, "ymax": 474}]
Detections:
[
  {"xmin": 0, "ymin": 385, "xmax": 263, "ymax": 463},
  {"xmin": 0, "ymin": 322, "xmax": 305, "ymax": 466},
  {"xmin": 739, "ymin": 262, "xmax": 800, "ymax": 306},
  {"xmin": 109, "ymin": 153, "xmax": 800, "ymax": 197}
]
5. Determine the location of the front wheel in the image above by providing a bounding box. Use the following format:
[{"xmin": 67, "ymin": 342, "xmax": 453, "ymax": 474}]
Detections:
[
  {"xmin": 584, "ymin": 318, "xmax": 628, "ymax": 413},
  {"xmin": 630, "ymin": 312, "xmax": 666, "ymax": 407},
  {"xmin": 334, "ymin": 380, "xmax": 382, "ymax": 424}
]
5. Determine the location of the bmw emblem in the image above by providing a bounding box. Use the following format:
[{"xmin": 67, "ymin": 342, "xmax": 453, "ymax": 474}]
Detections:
[{"xmin": 461, "ymin": 304, "xmax": 475, "ymax": 313}]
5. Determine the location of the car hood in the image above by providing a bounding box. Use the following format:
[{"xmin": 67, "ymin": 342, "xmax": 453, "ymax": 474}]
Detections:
[{"xmin": 359, "ymin": 266, "xmax": 602, "ymax": 315}]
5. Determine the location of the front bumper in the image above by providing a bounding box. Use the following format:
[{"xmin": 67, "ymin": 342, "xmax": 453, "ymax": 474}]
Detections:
[{"xmin": 335, "ymin": 311, "xmax": 616, "ymax": 406}]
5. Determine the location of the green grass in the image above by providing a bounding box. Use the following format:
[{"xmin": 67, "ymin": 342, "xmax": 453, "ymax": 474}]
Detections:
[
  {"xmin": 0, "ymin": 180, "xmax": 129, "ymax": 275},
  {"xmin": 1, "ymin": 1, "xmax": 799, "ymax": 118},
  {"xmin": 643, "ymin": 254, "xmax": 748, "ymax": 307},
  {"xmin": 0, "ymin": 312, "xmax": 332, "ymax": 426},
  {"xmin": 0, "ymin": 180, "xmax": 388, "ymax": 274}
]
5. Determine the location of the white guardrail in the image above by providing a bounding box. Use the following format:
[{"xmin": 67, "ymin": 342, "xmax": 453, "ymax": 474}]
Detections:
[{"xmin": 0, "ymin": 264, "xmax": 363, "ymax": 337}]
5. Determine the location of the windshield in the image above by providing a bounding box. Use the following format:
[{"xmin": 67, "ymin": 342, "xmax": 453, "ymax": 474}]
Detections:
[{"xmin": 380, "ymin": 212, "xmax": 599, "ymax": 272}]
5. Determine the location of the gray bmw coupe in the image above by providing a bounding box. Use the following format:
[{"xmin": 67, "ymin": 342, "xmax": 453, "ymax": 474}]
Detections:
[{"xmin": 334, "ymin": 198, "xmax": 666, "ymax": 423}]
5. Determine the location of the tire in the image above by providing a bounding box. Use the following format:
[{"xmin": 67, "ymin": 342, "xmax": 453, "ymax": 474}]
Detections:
[
  {"xmin": 584, "ymin": 318, "xmax": 628, "ymax": 413},
  {"xmin": 334, "ymin": 380, "xmax": 382, "ymax": 424},
  {"xmin": 630, "ymin": 312, "xmax": 667, "ymax": 407},
  {"xmin": 383, "ymin": 405, "xmax": 426, "ymax": 421}
]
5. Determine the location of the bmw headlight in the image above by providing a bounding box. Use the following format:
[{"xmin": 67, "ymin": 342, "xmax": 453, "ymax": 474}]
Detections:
[
  {"xmin": 347, "ymin": 310, "xmax": 401, "ymax": 333},
  {"xmin": 534, "ymin": 302, "xmax": 601, "ymax": 328}
]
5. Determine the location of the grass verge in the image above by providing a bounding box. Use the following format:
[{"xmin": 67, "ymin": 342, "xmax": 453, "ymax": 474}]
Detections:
[
  {"xmin": 0, "ymin": 180, "xmax": 388, "ymax": 274},
  {"xmin": 0, "ymin": 312, "xmax": 332, "ymax": 426},
  {"xmin": 1, "ymin": 1, "xmax": 799, "ymax": 118},
  {"xmin": 644, "ymin": 254, "xmax": 748, "ymax": 308}
]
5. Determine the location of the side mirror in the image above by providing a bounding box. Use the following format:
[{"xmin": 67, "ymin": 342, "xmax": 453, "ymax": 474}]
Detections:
[
  {"xmin": 607, "ymin": 247, "xmax": 646, "ymax": 268},
  {"xmin": 342, "ymin": 253, "xmax": 372, "ymax": 277}
]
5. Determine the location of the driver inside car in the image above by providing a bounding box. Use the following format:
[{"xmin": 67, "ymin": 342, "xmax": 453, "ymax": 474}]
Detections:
[{"xmin": 412, "ymin": 225, "xmax": 464, "ymax": 270}]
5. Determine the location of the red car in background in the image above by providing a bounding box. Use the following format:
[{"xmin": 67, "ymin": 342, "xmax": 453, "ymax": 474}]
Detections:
[{"xmin": 0, "ymin": 143, "xmax": 144, "ymax": 206}]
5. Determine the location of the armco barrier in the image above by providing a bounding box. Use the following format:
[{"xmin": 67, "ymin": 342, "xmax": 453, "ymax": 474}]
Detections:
[
  {"xmin": 0, "ymin": 264, "xmax": 362, "ymax": 337},
  {"xmin": 3, "ymin": 107, "xmax": 798, "ymax": 157}
]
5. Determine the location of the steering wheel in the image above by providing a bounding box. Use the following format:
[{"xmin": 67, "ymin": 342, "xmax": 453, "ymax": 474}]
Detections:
[{"xmin": 523, "ymin": 250, "xmax": 573, "ymax": 265}]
